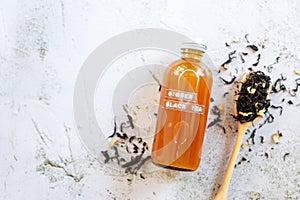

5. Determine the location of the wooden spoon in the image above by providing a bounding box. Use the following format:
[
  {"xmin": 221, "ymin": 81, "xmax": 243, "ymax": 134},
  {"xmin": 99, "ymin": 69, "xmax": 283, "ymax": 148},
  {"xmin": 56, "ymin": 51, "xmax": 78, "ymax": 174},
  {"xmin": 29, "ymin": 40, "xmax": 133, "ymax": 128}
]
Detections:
[{"xmin": 214, "ymin": 71, "xmax": 271, "ymax": 200}]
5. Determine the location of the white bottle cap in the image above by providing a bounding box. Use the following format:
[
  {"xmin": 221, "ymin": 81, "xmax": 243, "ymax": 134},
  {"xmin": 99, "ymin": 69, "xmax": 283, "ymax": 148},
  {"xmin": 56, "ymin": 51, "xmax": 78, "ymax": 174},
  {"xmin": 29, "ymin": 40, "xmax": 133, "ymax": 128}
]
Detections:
[{"xmin": 181, "ymin": 39, "xmax": 207, "ymax": 53}]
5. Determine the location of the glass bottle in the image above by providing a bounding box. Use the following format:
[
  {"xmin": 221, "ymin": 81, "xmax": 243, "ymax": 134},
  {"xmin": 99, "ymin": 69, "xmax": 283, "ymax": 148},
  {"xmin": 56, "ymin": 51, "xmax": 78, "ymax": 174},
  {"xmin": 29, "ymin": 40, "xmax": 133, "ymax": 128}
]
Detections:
[{"xmin": 151, "ymin": 41, "xmax": 213, "ymax": 171}]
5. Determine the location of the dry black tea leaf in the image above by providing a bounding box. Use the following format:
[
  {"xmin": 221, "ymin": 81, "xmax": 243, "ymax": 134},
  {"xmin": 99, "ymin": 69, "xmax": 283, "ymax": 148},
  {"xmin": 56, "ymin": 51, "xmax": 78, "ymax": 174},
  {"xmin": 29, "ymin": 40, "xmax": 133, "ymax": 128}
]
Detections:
[
  {"xmin": 121, "ymin": 153, "xmax": 144, "ymax": 168},
  {"xmin": 129, "ymin": 136, "xmax": 136, "ymax": 143},
  {"xmin": 220, "ymin": 76, "xmax": 237, "ymax": 84},
  {"xmin": 289, "ymin": 78, "xmax": 300, "ymax": 96},
  {"xmin": 127, "ymin": 114, "xmax": 134, "ymax": 129},
  {"xmin": 135, "ymin": 156, "xmax": 151, "ymax": 171},
  {"xmin": 264, "ymin": 152, "xmax": 269, "ymax": 159},
  {"xmin": 252, "ymin": 54, "xmax": 261, "ymax": 66},
  {"xmin": 267, "ymin": 65, "xmax": 273, "ymax": 73},
  {"xmin": 260, "ymin": 136, "xmax": 265, "ymax": 143},
  {"xmin": 221, "ymin": 51, "xmax": 236, "ymax": 67},
  {"xmin": 272, "ymin": 76, "xmax": 287, "ymax": 93},
  {"xmin": 140, "ymin": 174, "xmax": 145, "ymax": 179},
  {"xmin": 207, "ymin": 117, "xmax": 221, "ymax": 128},
  {"xmin": 270, "ymin": 105, "xmax": 283, "ymax": 115},
  {"xmin": 240, "ymin": 53, "xmax": 245, "ymax": 63},
  {"xmin": 244, "ymin": 34, "xmax": 250, "ymax": 43},
  {"xmin": 283, "ymin": 153, "xmax": 290, "ymax": 161},
  {"xmin": 223, "ymin": 92, "xmax": 229, "ymax": 98},
  {"xmin": 234, "ymin": 71, "xmax": 271, "ymax": 123},
  {"xmin": 246, "ymin": 44, "xmax": 259, "ymax": 51},
  {"xmin": 249, "ymin": 129, "xmax": 256, "ymax": 144},
  {"xmin": 120, "ymin": 122, "xmax": 126, "ymax": 132},
  {"xmin": 101, "ymin": 151, "xmax": 110, "ymax": 164},
  {"xmin": 216, "ymin": 123, "xmax": 226, "ymax": 134},
  {"xmin": 228, "ymin": 50, "xmax": 236, "ymax": 57},
  {"xmin": 108, "ymin": 117, "xmax": 117, "ymax": 138}
]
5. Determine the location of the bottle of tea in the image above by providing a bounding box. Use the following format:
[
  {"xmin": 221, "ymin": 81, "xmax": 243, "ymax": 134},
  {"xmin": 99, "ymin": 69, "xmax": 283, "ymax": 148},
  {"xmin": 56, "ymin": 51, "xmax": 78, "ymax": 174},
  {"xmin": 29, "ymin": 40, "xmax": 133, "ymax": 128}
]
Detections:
[{"xmin": 151, "ymin": 41, "xmax": 212, "ymax": 171}]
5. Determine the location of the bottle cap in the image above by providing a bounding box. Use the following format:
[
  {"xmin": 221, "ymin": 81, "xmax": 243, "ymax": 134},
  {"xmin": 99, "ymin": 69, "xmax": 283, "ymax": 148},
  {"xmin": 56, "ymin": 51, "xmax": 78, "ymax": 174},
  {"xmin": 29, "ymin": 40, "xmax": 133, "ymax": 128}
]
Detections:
[{"xmin": 181, "ymin": 39, "xmax": 207, "ymax": 53}]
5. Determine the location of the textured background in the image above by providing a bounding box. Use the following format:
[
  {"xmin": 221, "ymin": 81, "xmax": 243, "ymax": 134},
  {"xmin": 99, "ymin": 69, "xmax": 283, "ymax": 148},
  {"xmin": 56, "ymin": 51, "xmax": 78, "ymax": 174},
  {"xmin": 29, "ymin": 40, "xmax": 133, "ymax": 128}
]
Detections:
[{"xmin": 0, "ymin": 0, "xmax": 300, "ymax": 199}]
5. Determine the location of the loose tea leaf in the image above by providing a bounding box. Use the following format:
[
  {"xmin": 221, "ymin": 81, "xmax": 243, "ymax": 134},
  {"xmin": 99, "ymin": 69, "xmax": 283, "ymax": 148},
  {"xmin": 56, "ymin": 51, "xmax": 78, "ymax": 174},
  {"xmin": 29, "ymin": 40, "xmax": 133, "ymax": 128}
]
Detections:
[
  {"xmin": 252, "ymin": 54, "xmax": 261, "ymax": 66},
  {"xmin": 127, "ymin": 114, "xmax": 134, "ymax": 129},
  {"xmin": 207, "ymin": 117, "xmax": 221, "ymax": 128},
  {"xmin": 207, "ymin": 105, "xmax": 222, "ymax": 128},
  {"xmin": 134, "ymin": 156, "xmax": 151, "ymax": 171},
  {"xmin": 101, "ymin": 151, "xmax": 110, "ymax": 164},
  {"xmin": 260, "ymin": 136, "xmax": 265, "ymax": 143},
  {"xmin": 264, "ymin": 152, "xmax": 269, "ymax": 159},
  {"xmin": 158, "ymin": 84, "xmax": 162, "ymax": 92},
  {"xmin": 272, "ymin": 75, "xmax": 287, "ymax": 93},
  {"xmin": 216, "ymin": 123, "xmax": 226, "ymax": 134},
  {"xmin": 244, "ymin": 34, "xmax": 250, "ymax": 43},
  {"xmin": 234, "ymin": 71, "xmax": 271, "ymax": 123},
  {"xmin": 240, "ymin": 53, "xmax": 245, "ymax": 63},
  {"xmin": 120, "ymin": 122, "xmax": 126, "ymax": 132},
  {"xmin": 272, "ymin": 130, "xmax": 282, "ymax": 144},
  {"xmin": 102, "ymin": 108, "xmax": 151, "ymax": 179},
  {"xmin": 108, "ymin": 117, "xmax": 117, "ymax": 138},
  {"xmin": 283, "ymin": 153, "xmax": 290, "ymax": 161},
  {"xmin": 221, "ymin": 50, "xmax": 236, "ymax": 67},
  {"xmin": 249, "ymin": 129, "xmax": 256, "ymax": 144},
  {"xmin": 270, "ymin": 105, "xmax": 283, "ymax": 116},
  {"xmin": 223, "ymin": 92, "xmax": 229, "ymax": 98},
  {"xmin": 246, "ymin": 44, "xmax": 259, "ymax": 51},
  {"xmin": 220, "ymin": 76, "xmax": 237, "ymax": 84},
  {"xmin": 289, "ymin": 78, "xmax": 300, "ymax": 96},
  {"xmin": 121, "ymin": 153, "xmax": 144, "ymax": 168}
]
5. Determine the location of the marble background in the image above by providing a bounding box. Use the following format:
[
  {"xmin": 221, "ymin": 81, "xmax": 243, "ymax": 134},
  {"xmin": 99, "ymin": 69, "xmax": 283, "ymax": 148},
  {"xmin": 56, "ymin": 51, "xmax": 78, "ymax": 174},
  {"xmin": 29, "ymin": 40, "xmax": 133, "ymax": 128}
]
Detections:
[{"xmin": 1, "ymin": 0, "xmax": 300, "ymax": 199}]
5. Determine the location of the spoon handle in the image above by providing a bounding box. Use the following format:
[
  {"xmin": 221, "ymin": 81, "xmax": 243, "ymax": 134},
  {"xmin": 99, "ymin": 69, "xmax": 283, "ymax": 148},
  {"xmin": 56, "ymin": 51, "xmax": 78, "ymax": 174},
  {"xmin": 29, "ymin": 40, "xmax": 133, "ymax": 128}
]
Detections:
[{"xmin": 214, "ymin": 123, "xmax": 249, "ymax": 200}]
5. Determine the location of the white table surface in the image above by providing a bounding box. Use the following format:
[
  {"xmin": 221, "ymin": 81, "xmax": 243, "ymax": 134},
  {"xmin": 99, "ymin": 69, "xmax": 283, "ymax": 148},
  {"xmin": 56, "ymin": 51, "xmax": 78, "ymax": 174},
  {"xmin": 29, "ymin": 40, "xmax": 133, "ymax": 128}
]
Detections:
[{"xmin": 1, "ymin": 0, "xmax": 300, "ymax": 199}]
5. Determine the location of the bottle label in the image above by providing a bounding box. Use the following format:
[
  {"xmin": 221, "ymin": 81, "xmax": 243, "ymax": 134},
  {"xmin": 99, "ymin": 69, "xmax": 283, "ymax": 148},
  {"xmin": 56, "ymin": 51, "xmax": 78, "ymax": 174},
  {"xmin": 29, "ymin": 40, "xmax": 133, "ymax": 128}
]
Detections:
[{"xmin": 163, "ymin": 89, "xmax": 204, "ymax": 114}]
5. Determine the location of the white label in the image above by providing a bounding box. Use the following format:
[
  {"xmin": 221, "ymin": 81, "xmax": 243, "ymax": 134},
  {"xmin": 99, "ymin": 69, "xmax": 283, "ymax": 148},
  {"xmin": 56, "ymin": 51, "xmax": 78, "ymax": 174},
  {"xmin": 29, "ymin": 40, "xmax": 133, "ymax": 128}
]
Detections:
[
  {"xmin": 164, "ymin": 100, "xmax": 204, "ymax": 114},
  {"xmin": 166, "ymin": 89, "xmax": 196, "ymax": 102}
]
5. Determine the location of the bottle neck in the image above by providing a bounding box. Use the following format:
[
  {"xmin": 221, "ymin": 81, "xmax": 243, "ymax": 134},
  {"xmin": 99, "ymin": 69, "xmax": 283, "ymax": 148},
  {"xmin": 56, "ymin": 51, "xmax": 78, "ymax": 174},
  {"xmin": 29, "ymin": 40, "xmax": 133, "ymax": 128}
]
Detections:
[{"xmin": 181, "ymin": 48, "xmax": 204, "ymax": 62}]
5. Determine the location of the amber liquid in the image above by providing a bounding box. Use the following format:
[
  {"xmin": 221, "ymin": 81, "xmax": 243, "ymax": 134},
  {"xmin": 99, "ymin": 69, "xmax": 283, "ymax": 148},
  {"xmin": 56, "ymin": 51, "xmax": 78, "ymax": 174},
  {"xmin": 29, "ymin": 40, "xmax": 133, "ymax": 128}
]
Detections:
[{"xmin": 151, "ymin": 56, "xmax": 212, "ymax": 171}]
